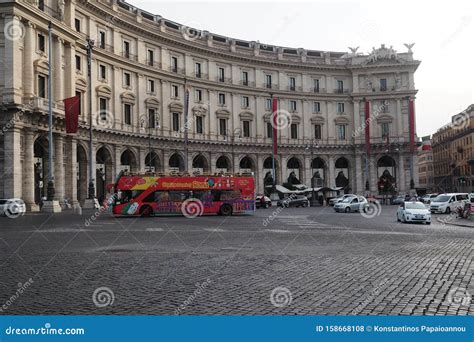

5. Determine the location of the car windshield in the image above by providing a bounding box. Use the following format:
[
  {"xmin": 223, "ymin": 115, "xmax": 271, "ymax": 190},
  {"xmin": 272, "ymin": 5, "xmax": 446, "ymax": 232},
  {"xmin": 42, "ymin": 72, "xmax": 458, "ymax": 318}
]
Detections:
[
  {"xmin": 406, "ymin": 202, "xmax": 426, "ymax": 210},
  {"xmin": 341, "ymin": 198, "xmax": 352, "ymax": 203},
  {"xmin": 433, "ymin": 195, "xmax": 450, "ymax": 202}
]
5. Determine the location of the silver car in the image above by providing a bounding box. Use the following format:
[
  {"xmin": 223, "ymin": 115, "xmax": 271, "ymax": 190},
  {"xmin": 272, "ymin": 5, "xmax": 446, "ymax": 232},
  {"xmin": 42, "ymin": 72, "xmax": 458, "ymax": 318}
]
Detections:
[
  {"xmin": 329, "ymin": 194, "xmax": 356, "ymax": 206},
  {"xmin": 334, "ymin": 196, "xmax": 368, "ymax": 213}
]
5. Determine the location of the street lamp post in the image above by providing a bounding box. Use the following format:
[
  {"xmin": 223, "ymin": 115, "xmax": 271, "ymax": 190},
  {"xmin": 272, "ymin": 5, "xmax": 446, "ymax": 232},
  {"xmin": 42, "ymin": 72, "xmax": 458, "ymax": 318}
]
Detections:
[
  {"xmin": 86, "ymin": 38, "xmax": 95, "ymax": 200},
  {"xmin": 305, "ymin": 138, "xmax": 318, "ymax": 206}
]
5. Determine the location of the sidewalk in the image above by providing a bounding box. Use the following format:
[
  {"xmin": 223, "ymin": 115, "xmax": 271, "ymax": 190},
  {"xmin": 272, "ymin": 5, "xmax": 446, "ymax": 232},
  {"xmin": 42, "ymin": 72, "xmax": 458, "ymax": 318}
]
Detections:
[{"xmin": 437, "ymin": 216, "xmax": 474, "ymax": 228}]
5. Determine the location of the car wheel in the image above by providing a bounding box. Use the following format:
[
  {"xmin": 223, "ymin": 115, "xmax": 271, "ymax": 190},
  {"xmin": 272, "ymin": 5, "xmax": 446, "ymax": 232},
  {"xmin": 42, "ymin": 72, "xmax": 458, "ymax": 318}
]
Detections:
[
  {"xmin": 264, "ymin": 203, "xmax": 269, "ymax": 209},
  {"xmin": 426, "ymin": 222, "xmax": 431, "ymax": 225},
  {"xmin": 139, "ymin": 205, "xmax": 153, "ymax": 217},
  {"xmin": 220, "ymin": 204, "xmax": 233, "ymax": 216},
  {"xmin": 397, "ymin": 214, "xmax": 400, "ymax": 222},
  {"xmin": 402, "ymin": 214, "xmax": 407, "ymax": 223},
  {"xmin": 344, "ymin": 207, "xmax": 351, "ymax": 213},
  {"xmin": 302, "ymin": 202, "xmax": 308, "ymax": 208},
  {"xmin": 445, "ymin": 207, "xmax": 451, "ymax": 214}
]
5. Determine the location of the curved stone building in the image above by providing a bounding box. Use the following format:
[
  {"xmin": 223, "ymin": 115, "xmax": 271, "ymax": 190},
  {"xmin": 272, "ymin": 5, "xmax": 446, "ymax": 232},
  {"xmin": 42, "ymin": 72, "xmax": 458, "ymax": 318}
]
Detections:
[{"xmin": 0, "ymin": 0, "xmax": 420, "ymax": 210}]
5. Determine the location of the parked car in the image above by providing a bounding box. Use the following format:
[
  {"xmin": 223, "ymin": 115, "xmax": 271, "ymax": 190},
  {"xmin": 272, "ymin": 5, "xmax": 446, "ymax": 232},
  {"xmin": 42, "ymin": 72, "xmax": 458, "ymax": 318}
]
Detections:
[
  {"xmin": 277, "ymin": 195, "xmax": 309, "ymax": 208},
  {"xmin": 392, "ymin": 195, "xmax": 410, "ymax": 205},
  {"xmin": 329, "ymin": 194, "xmax": 356, "ymax": 206},
  {"xmin": 397, "ymin": 201, "xmax": 431, "ymax": 224},
  {"xmin": 334, "ymin": 196, "xmax": 368, "ymax": 213},
  {"xmin": 0, "ymin": 198, "xmax": 26, "ymax": 217},
  {"xmin": 421, "ymin": 194, "xmax": 438, "ymax": 204},
  {"xmin": 430, "ymin": 193, "xmax": 468, "ymax": 214},
  {"xmin": 255, "ymin": 195, "xmax": 272, "ymax": 209}
]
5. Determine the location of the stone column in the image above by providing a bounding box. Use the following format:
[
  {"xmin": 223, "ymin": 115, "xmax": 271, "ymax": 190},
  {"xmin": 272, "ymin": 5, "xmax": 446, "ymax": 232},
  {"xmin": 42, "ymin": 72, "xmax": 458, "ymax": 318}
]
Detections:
[
  {"xmin": 65, "ymin": 136, "xmax": 80, "ymax": 211},
  {"xmin": 398, "ymin": 153, "xmax": 406, "ymax": 193},
  {"xmin": 3, "ymin": 15, "xmax": 23, "ymax": 103},
  {"xmin": 23, "ymin": 21, "xmax": 36, "ymax": 99},
  {"xmin": 327, "ymin": 155, "xmax": 335, "ymax": 188},
  {"xmin": 23, "ymin": 129, "xmax": 39, "ymax": 211},
  {"xmin": 54, "ymin": 37, "xmax": 64, "ymax": 102},
  {"xmin": 4, "ymin": 126, "xmax": 22, "ymax": 198},
  {"xmin": 355, "ymin": 153, "xmax": 363, "ymax": 194},
  {"xmin": 256, "ymin": 154, "xmax": 264, "ymax": 194},
  {"xmin": 369, "ymin": 155, "xmax": 377, "ymax": 193},
  {"xmin": 54, "ymin": 134, "xmax": 65, "ymax": 203}
]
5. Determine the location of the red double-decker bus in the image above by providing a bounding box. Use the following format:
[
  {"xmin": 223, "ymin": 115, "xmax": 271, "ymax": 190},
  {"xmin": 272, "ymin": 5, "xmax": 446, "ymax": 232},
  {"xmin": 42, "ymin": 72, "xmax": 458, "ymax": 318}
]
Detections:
[{"xmin": 110, "ymin": 171, "xmax": 255, "ymax": 217}]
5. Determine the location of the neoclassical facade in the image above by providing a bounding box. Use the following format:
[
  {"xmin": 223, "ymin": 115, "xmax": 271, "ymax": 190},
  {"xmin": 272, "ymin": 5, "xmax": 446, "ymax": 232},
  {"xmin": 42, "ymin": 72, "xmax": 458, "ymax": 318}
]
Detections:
[{"xmin": 0, "ymin": 0, "xmax": 420, "ymax": 210}]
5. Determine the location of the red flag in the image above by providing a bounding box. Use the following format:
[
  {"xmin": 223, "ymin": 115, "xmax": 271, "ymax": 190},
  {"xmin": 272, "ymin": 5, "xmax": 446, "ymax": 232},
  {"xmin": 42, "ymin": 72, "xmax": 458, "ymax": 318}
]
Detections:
[
  {"xmin": 408, "ymin": 99, "xmax": 415, "ymax": 153},
  {"xmin": 364, "ymin": 100, "xmax": 371, "ymax": 155},
  {"xmin": 63, "ymin": 95, "xmax": 80, "ymax": 134},
  {"xmin": 272, "ymin": 97, "xmax": 278, "ymax": 155}
]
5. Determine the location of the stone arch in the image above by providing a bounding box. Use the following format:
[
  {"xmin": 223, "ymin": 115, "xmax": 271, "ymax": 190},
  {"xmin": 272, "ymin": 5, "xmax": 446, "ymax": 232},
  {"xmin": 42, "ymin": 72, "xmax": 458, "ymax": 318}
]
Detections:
[
  {"xmin": 33, "ymin": 135, "xmax": 49, "ymax": 204},
  {"xmin": 169, "ymin": 152, "xmax": 185, "ymax": 172},
  {"xmin": 192, "ymin": 154, "xmax": 210, "ymax": 174},
  {"xmin": 335, "ymin": 157, "xmax": 350, "ymax": 191},
  {"xmin": 311, "ymin": 157, "xmax": 326, "ymax": 187},
  {"xmin": 145, "ymin": 151, "xmax": 162, "ymax": 172},
  {"xmin": 377, "ymin": 155, "xmax": 397, "ymax": 194},
  {"xmin": 263, "ymin": 156, "xmax": 279, "ymax": 187},
  {"xmin": 76, "ymin": 142, "xmax": 88, "ymax": 205},
  {"xmin": 286, "ymin": 156, "xmax": 303, "ymax": 184},
  {"xmin": 239, "ymin": 155, "xmax": 255, "ymax": 172},
  {"xmin": 120, "ymin": 149, "xmax": 138, "ymax": 173},
  {"xmin": 216, "ymin": 155, "xmax": 231, "ymax": 172}
]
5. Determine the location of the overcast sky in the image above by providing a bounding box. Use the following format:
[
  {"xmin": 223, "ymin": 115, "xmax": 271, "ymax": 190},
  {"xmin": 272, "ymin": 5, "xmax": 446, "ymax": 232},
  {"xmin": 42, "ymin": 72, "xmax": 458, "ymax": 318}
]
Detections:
[{"xmin": 131, "ymin": 0, "xmax": 473, "ymax": 137}]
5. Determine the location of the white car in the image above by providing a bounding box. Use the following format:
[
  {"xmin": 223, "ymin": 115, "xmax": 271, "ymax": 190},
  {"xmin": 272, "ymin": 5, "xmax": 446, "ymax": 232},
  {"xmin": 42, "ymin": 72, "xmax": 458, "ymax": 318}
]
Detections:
[
  {"xmin": 0, "ymin": 198, "xmax": 26, "ymax": 218},
  {"xmin": 430, "ymin": 193, "xmax": 468, "ymax": 214},
  {"xmin": 397, "ymin": 201, "xmax": 431, "ymax": 224},
  {"xmin": 329, "ymin": 194, "xmax": 356, "ymax": 206},
  {"xmin": 334, "ymin": 196, "xmax": 368, "ymax": 213}
]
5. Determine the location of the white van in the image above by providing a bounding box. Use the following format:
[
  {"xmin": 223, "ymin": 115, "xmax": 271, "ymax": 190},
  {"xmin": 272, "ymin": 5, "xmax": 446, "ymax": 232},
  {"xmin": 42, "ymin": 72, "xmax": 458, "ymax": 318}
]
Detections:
[{"xmin": 429, "ymin": 193, "xmax": 468, "ymax": 214}]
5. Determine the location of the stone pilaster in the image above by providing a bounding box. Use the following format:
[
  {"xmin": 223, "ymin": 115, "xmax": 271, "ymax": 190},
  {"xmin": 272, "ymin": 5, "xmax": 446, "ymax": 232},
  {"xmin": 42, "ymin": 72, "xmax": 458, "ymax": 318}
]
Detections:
[
  {"xmin": 23, "ymin": 129, "xmax": 39, "ymax": 211},
  {"xmin": 23, "ymin": 21, "xmax": 36, "ymax": 99},
  {"xmin": 3, "ymin": 126, "xmax": 22, "ymax": 198},
  {"xmin": 54, "ymin": 134, "xmax": 65, "ymax": 202},
  {"xmin": 54, "ymin": 37, "xmax": 64, "ymax": 102},
  {"xmin": 64, "ymin": 136, "xmax": 80, "ymax": 210}
]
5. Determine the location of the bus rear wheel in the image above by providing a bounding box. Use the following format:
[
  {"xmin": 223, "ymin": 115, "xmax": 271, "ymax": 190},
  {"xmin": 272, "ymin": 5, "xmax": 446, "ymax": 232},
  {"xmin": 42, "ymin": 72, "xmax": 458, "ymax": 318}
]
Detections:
[
  {"xmin": 140, "ymin": 205, "xmax": 153, "ymax": 217},
  {"xmin": 219, "ymin": 204, "xmax": 233, "ymax": 216}
]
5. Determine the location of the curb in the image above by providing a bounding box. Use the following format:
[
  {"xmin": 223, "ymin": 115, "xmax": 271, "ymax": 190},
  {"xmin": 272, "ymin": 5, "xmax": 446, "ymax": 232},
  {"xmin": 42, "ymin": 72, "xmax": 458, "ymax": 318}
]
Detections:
[{"xmin": 436, "ymin": 217, "xmax": 474, "ymax": 228}]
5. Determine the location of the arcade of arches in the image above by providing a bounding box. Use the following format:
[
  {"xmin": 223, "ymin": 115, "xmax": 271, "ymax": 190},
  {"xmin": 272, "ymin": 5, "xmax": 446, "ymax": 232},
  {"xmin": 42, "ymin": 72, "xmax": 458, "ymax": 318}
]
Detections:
[{"xmin": 4, "ymin": 133, "xmax": 413, "ymax": 211}]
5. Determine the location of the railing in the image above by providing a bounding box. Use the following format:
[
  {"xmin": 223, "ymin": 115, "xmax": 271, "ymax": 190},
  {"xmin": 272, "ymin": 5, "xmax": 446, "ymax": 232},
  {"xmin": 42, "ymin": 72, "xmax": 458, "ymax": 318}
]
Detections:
[
  {"xmin": 96, "ymin": 43, "xmax": 114, "ymax": 53},
  {"xmin": 216, "ymin": 76, "xmax": 232, "ymax": 83},
  {"xmin": 263, "ymin": 83, "xmax": 278, "ymax": 89},
  {"xmin": 240, "ymin": 80, "xmax": 255, "ymax": 87},
  {"xmin": 38, "ymin": 3, "xmax": 61, "ymax": 20},
  {"xmin": 313, "ymin": 87, "xmax": 326, "ymax": 93},
  {"xmin": 287, "ymin": 85, "xmax": 303, "ymax": 92},
  {"xmin": 170, "ymin": 67, "xmax": 185, "ymax": 74},
  {"xmin": 334, "ymin": 88, "xmax": 350, "ymax": 94},
  {"xmin": 122, "ymin": 51, "xmax": 138, "ymax": 61}
]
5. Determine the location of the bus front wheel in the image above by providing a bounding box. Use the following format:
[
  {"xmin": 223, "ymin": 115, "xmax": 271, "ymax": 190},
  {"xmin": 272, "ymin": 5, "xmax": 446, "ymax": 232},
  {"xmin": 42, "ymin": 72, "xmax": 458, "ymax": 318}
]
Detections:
[
  {"xmin": 219, "ymin": 204, "xmax": 233, "ymax": 216},
  {"xmin": 140, "ymin": 205, "xmax": 153, "ymax": 217}
]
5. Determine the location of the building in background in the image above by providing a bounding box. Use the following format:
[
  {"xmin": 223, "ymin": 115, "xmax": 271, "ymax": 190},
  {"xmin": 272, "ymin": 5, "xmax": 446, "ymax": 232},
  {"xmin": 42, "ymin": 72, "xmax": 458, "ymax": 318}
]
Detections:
[
  {"xmin": 0, "ymin": 0, "xmax": 420, "ymax": 211},
  {"xmin": 417, "ymin": 136, "xmax": 434, "ymax": 194},
  {"xmin": 432, "ymin": 105, "xmax": 474, "ymax": 194}
]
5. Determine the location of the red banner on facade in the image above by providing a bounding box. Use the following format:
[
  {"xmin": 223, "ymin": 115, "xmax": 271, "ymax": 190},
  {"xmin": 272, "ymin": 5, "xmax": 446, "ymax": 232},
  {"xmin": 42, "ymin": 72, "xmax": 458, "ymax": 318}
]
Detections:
[
  {"xmin": 409, "ymin": 98, "xmax": 415, "ymax": 153},
  {"xmin": 272, "ymin": 97, "xmax": 278, "ymax": 155},
  {"xmin": 364, "ymin": 100, "xmax": 371, "ymax": 155},
  {"xmin": 63, "ymin": 95, "xmax": 80, "ymax": 134}
]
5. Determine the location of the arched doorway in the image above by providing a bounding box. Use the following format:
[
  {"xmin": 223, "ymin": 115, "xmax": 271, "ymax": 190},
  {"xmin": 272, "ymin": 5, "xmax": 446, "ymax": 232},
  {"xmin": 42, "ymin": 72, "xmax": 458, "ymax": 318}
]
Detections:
[
  {"xmin": 145, "ymin": 151, "xmax": 161, "ymax": 172},
  {"xmin": 216, "ymin": 155, "xmax": 231, "ymax": 173},
  {"xmin": 169, "ymin": 153, "xmax": 185, "ymax": 172},
  {"xmin": 192, "ymin": 154, "xmax": 209, "ymax": 174},
  {"xmin": 335, "ymin": 157, "xmax": 350, "ymax": 192},
  {"xmin": 377, "ymin": 155, "xmax": 397, "ymax": 194},
  {"xmin": 311, "ymin": 157, "xmax": 326, "ymax": 187},
  {"xmin": 287, "ymin": 157, "xmax": 302, "ymax": 185},
  {"xmin": 34, "ymin": 136, "xmax": 49, "ymax": 204},
  {"xmin": 97, "ymin": 147, "xmax": 114, "ymax": 203},
  {"xmin": 239, "ymin": 156, "xmax": 254, "ymax": 173},
  {"xmin": 263, "ymin": 157, "xmax": 279, "ymax": 188},
  {"xmin": 76, "ymin": 144, "xmax": 88, "ymax": 205}
]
